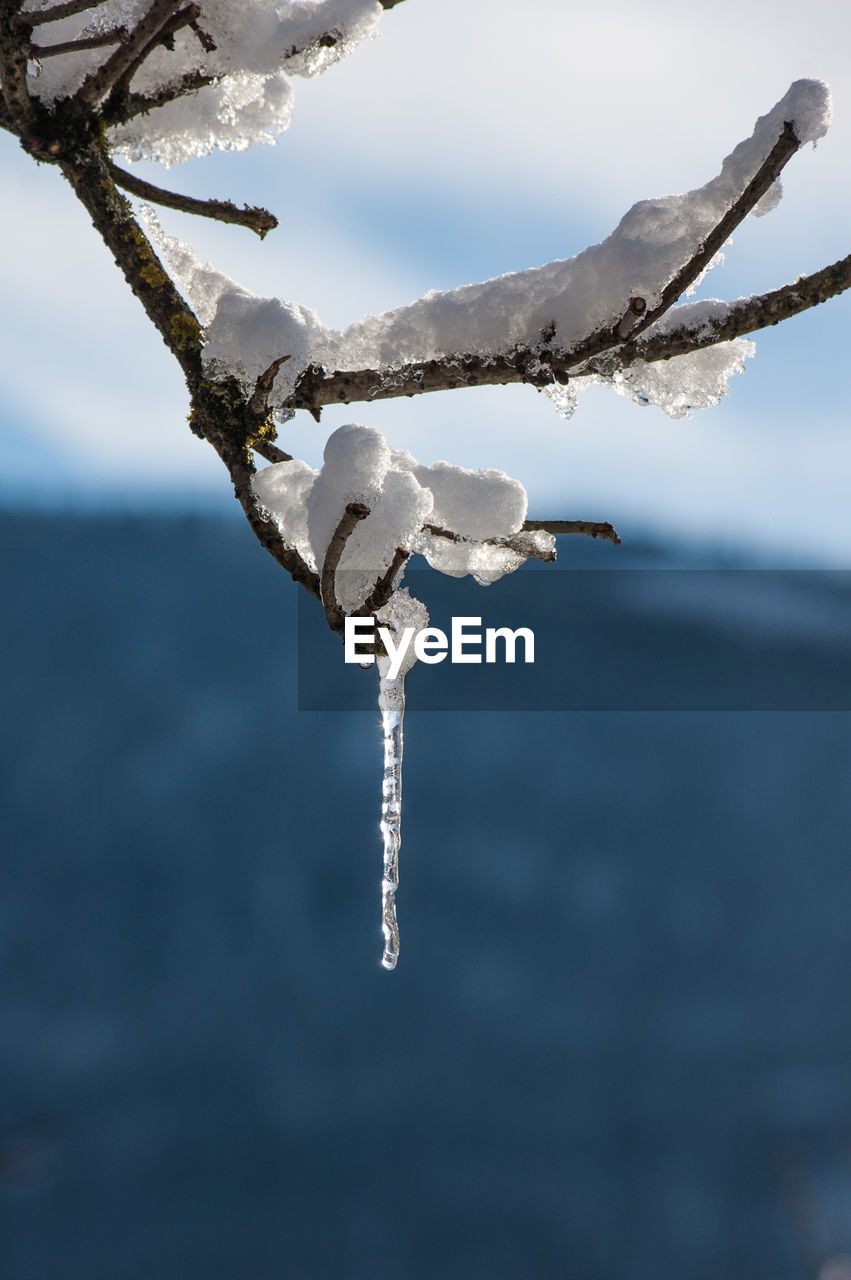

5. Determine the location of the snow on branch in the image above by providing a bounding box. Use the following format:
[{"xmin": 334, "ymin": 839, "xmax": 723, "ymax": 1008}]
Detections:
[
  {"xmin": 622, "ymin": 254, "xmax": 851, "ymax": 367},
  {"xmin": 152, "ymin": 79, "xmax": 833, "ymax": 420},
  {"xmin": 252, "ymin": 426, "xmax": 557, "ymax": 623},
  {"xmin": 73, "ymin": 0, "xmax": 190, "ymax": 109}
]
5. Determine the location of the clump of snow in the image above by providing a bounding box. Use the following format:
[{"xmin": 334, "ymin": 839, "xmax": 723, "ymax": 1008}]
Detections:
[
  {"xmin": 601, "ymin": 341, "xmax": 755, "ymax": 419},
  {"xmin": 144, "ymin": 211, "xmax": 332, "ymax": 403},
  {"xmin": 308, "ymin": 80, "xmax": 831, "ymax": 370},
  {"xmin": 252, "ymin": 457, "xmax": 317, "ymax": 570},
  {"xmin": 203, "ymin": 289, "xmax": 327, "ymax": 400},
  {"xmin": 22, "ymin": 0, "xmax": 383, "ymax": 162},
  {"xmin": 252, "ymin": 424, "xmax": 540, "ymax": 612},
  {"xmin": 389, "ymin": 452, "xmax": 527, "ymax": 540},
  {"xmin": 413, "ymin": 530, "xmax": 526, "ymax": 585},
  {"xmin": 112, "ymin": 71, "xmax": 296, "ymax": 167},
  {"xmin": 547, "ymin": 327, "xmax": 754, "ymax": 421},
  {"xmin": 308, "ymin": 427, "xmax": 433, "ymax": 613}
]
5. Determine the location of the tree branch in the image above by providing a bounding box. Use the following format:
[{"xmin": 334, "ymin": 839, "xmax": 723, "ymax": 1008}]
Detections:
[
  {"xmin": 16, "ymin": 0, "xmax": 106, "ymax": 26},
  {"xmin": 106, "ymin": 158, "xmax": 278, "ymax": 237},
  {"xmin": 0, "ymin": 0, "xmax": 33, "ymax": 122},
  {"xmin": 286, "ymin": 119, "xmax": 812, "ymax": 414},
  {"xmin": 253, "ymin": 440, "xmax": 293, "ymax": 464},
  {"xmin": 621, "ymin": 254, "xmax": 851, "ymax": 368},
  {"xmin": 27, "ymin": 26, "xmax": 127, "ymax": 58},
  {"xmin": 73, "ymin": 0, "xmax": 189, "ymax": 109},
  {"xmin": 58, "ymin": 143, "xmax": 203, "ymax": 380},
  {"xmin": 321, "ymin": 502, "xmax": 369, "ymax": 632},
  {"xmin": 423, "ymin": 518, "xmax": 621, "ymax": 557},
  {"xmin": 286, "ymin": 244, "xmax": 851, "ymax": 412},
  {"xmin": 623, "ymin": 121, "xmax": 803, "ymax": 344},
  {"xmin": 250, "ymin": 355, "xmax": 292, "ymax": 416},
  {"xmin": 356, "ymin": 548, "xmax": 411, "ymax": 617},
  {"xmin": 104, "ymin": 68, "xmax": 219, "ymax": 123},
  {"xmin": 523, "ymin": 519, "xmax": 622, "ymax": 546}
]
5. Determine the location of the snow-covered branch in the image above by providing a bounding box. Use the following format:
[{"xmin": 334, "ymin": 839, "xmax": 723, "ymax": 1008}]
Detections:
[
  {"xmin": 73, "ymin": 0, "xmax": 189, "ymax": 109},
  {"xmin": 275, "ymin": 85, "xmax": 831, "ymax": 415},
  {"xmin": 622, "ymin": 254, "xmax": 851, "ymax": 368},
  {"xmin": 0, "ymin": 0, "xmax": 847, "ymax": 622},
  {"xmin": 286, "ymin": 248, "xmax": 851, "ymax": 414}
]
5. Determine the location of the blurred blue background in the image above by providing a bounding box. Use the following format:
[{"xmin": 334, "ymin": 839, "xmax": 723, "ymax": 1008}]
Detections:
[{"xmin": 3, "ymin": 510, "xmax": 851, "ymax": 1279}]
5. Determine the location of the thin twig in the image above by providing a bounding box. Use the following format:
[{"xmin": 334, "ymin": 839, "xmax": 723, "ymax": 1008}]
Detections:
[
  {"xmin": 321, "ymin": 502, "xmax": 369, "ymax": 633},
  {"xmin": 188, "ymin": 16, "xmax": 214, "ymax": 51},
  {"xmin": 523, "ymin": 519, "xmax": 622, "ymax": 546},
  {"xmin": 253, "ymin": 440, "xmax": 293, "ymax": 464},
  {"xmin": 624, "ymin": 254, "xmax": 851, "ymax": 368},
  {"xmin": 105, "ymin": 68, "xmax": 219, "ymax": 123},
  {"xmin": 107, "ymin": 2, "xmax": 201, "ymax": 103},
  {"xmin": 423, "ymin": 517, "xmax": 619, "ymax": 556},
  {"xmin": 16, "ymin": 0, "xmax": 106, "ymax": 26},
  {"xmin": 107, "ymin": 159, "xmax": 278, "ymax": 238},
  {"xmin": 214, "ymin": 432, "xmax": 320, "ymax": 599},
  {"xmin": 625, "ymin": 121, "xmax": 803, "ymax": 344},
  {"xmin": 73, "ymin": 0, "xmax": 186, "ymax": 109},
  {"xmin": 357, "ymin": 548, "xmax": 411, "ymax": 616},
  {"xmin": 27, "ymin": 27, "xmax": 128, "ymax": 57},
  {"xmin": 249, "ymin": 355, "xmax": 291, "ymax": 415}
]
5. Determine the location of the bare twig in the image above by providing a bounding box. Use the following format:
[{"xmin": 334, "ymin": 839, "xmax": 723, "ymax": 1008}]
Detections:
[
  {"xmin": 253, "ymin": 440, "xmax": 293, "ymax": 464},
  {"xmin": 523, "ymin": 519, "xmax": 622, "ymax": 546},
  {"xmin": 28, "ymin": 26, "xmax": 127, "ymax": 57},
  {"xmin": 16, "ymin": 0, "xmax": 106, "ymax": 26},
  {"xmin": 106, "ymin": 159, "xmax": 278, "ymax": 237},
  {"xmin": 423, "ymin": 517, "xmax": 620, "ymax": 556},
  {"xmin": 105, "ymin": 68, "xmax": 219, "ymax": 123},
  {"xmin": 74, "ymin": 0, "xmax": 188, "ymax": 109},
  {"xmin": 249, "ymin": 355, "xmax": 291, "ymax": 415},
  {"xmin": 321, "ymin": 502, "xmax": 369, "ymax": 632},
  {"xmin": 357, "ymin": 548, "xmax": 411, "ymax": 616},
  {"xmin": 215, "ymin": 433, "xmax": 320, "ymax": 599}
]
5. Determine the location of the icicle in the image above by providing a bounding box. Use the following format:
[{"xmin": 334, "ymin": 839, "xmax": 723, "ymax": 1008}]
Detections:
[{"xmin": 377, "ymin": 658, "xmax": 405, "ymax": 970}]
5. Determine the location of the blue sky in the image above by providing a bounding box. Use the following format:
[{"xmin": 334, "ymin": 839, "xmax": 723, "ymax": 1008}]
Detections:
[{"xmin": 1, "ymin": 0, "xmax": 849, "ymax": 560}]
